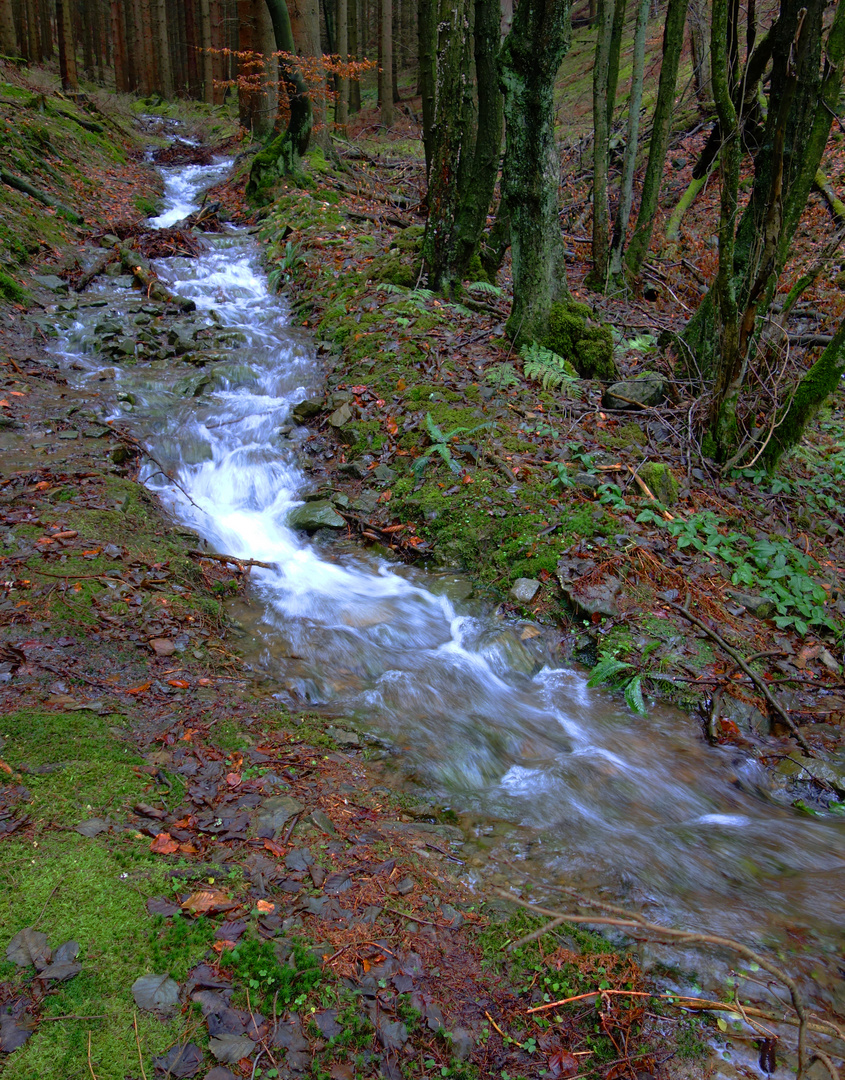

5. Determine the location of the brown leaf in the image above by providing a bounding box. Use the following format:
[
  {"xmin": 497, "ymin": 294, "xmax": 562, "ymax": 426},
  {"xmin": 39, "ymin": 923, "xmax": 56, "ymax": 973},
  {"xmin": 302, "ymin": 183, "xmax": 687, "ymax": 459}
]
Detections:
[
  {"xmin": 181, "ymin": 889, "xmax": 239, "ymax": 916},
  {"xmin": 548, "ymin": 1050, "xmax": 579, "ymax": 1078},
  {"xmin": 150, "ymin": 832, "xmax": 179, "ymax": 854}
]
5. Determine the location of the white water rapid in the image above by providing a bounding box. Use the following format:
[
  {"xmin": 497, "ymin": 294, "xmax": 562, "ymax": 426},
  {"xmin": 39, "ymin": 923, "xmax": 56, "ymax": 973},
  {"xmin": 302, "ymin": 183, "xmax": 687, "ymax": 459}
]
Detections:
[{"xmin": 56, "ymin": 153, "xmax": 845, "ymax": 998}]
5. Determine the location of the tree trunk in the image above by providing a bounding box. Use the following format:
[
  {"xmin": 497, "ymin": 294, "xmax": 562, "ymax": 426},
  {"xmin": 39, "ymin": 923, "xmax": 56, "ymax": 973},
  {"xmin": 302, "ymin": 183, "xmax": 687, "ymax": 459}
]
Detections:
[
  {"xmin": 110, "ymin": 0, "xmax": 127, "ymax": 90},
  {"xmin": 336, "ymin": 0, "xmax": 349, "ymax": 132},
  {"xmin": 248, "ymin": 0, "xmax": 313, "ymax": 198},
  {"xmin": 155, "ymin": 0, "xmax": 173, "ymax": 96},
  {"xmin": 39, "ymin": 0, "xmax": 52, "ymax": 60},
  {"xmin": 624, "ymin": 0, "xmax": 689, "ymax": 273},
  {"xmin": 257, "ymin": 0, "xmax": 278, "ymax": 134},
  {"xmin": 25, "ymin": 0, "xmax": 40, "ymax": 62},
  {"xmin": 289, "ymin": 0, "xmax": 328, "ymax": 148},
  {"xmin": 348, "ymin": 0, "xmax": 361, "ymax": 112},
  {"xmin": 200, "ymin": 0, "xmax": 215, "ymax": 102},
  {"xmin": 238, "ymin": 0, "xmax": 259, "ymax": 130},
  {"xmin": 140, "ymin": 0, "xmax": 156, "ymax": 94},
  {"xmin": 56, "ymin": 0, "xmax": 78, "ymax": 91},
  {"xmin": 687, "ymin": 0, "xmax": 711, "ymax": 102},
  {"xmin": 0, "ymin": 0, "xmax": 18, "ymax": 55},
  {"xmin": 683, "ymin": 0, "xmax": 845, "ymax": 462},
  {"xmin": 608, "ymin": 0, "xmax": 650, "ymax": 282},
  {"xmin": 500, "ymin": 0, "xmax": 572, "ymax": 345},
  {"xmin": 418, "ymin": 0, "xmax": 436, "ymax": 174},
  {"xmin": 378, "ymin": 0, "xmax": 393, "ymax": 124},
  {"xmin": 589, "ymin": 0, "xmax": 618, "ymax": 287}
]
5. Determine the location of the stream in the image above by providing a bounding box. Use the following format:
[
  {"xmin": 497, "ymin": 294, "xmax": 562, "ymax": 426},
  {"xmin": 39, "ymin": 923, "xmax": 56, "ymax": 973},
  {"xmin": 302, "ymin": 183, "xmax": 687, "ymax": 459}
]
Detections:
[{"xmin": 53, "ymin": 149, "xmax": 845, "ymax": 1006}]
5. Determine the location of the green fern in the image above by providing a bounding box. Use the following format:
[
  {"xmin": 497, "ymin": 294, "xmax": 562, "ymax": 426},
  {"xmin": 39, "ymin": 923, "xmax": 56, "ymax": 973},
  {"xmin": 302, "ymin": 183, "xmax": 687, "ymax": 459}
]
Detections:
[
  {"xmin": 467, "ymin": 280, "xmax": 504, "ymax": 297},
  {"xmin": 484, "ymin": 362, "xmax": 519, "ymax": 389},
  {"xmin": 520, "ymin": 343, "xmax": 583, "ymax": 396}
]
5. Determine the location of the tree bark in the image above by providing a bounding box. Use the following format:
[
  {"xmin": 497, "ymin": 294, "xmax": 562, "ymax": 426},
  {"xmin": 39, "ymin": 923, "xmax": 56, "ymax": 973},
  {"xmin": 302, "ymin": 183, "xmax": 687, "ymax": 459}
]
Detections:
[
  {"xmin": 687, "ymin": 0, "xmax": 711, "ymax": 102},
  {"xmin": 289, "ymin": 0, "xmax": 328, "ymax": 148},
  {"xmin": 608, "ymin": 0, "xmax": 650, "ymax": 282},
  {"xmin": 378, "ymin": 0, "xmax": 394, "ymax": 124},
  {"xmin": 349, "ymin": 0, "xmax": 361, "ymax": 112},
  {"xmin": 238, "ymin": 0, "xmax": 259, "ymax": 130},
  {"xmin": 337, "ymin": 0, "xmax": 349, "ymax": 132},
  {"xmin": 1, "ymin": 0, "xmax": 18, "ymax": 56},
  {"xmin": 590, "ymin": 0, "xmax": 618, "ymax": 286},
  {"xmin": 155, "ymin": 0, "xmax": 173, "ymax": 96},
  {"xmin": 247, "ymin": 0, "xmax": 313, "ymax": 197},
  {"xmin": 624, "ymin": 0, "xmax": 689, "ymax": 272},
  {"xmin": 500, "ymin": 0, "xmax": 572, "ymax": 345},
  {"xmin": 418, "ymin": 0, "xmax": 436, "ymax": 175},
  {"xmin": 200, "ymin": 0, "xmax": 215, "ymax": 102},
  {"xmin": 56, "ymin": 0, "xmax": 79, "ymax": 92}
]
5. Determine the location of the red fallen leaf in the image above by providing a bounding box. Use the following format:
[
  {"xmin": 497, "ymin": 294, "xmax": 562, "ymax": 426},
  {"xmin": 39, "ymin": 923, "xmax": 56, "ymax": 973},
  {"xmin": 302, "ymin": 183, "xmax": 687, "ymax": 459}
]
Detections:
[
  {"xmin": 33, "ymin": 481, "xmax": 51, "ymax": 490},
  {"xmin": 255, "ymin": 899, "xmax": 275, "ymax": 913},
  {"xmin": 461, "ymin": 474, "xmax": 473, "ymax": 484},
  {"xmin": 181, "ymin": 889, "xmax": 238, "ymax": 915},
  {"xmin": 263, "ymin": 838, "xmax": 286, "ymax": 857},
  {"xmin": 150, "ymin": 832, "xmax": 179, "ymax": 854},
  {"xmin": 171, "ymin": 816, "xmax": 195, "ymax": 829},
  {"xmin": 124, "ymin": 682, "xmax": 152, "ymax": 695},
  {"xmin": 197, "ymin": 678, "xmax": 213, "ymax": 686},
  {"xmin": 0, "ymin": 400, "xmax": 10, "ymax": 408},
  {"xmin": 35, "ymin": 537, "xmax": 55, "ymax": 546},
  {"xmin": 9, "ymin": 391, "xmax": 25, "ymax": 397},
  {"xmin": 167, "ymin": 679, "xmax": 190, "ymax": 688},
  {"xmin": 226, "ymin": 773, "xmax": 241, "ymax": 787},
  {"xmin": 718, "ymin": 718, "xmax": 741, "ymax": 738},
  {"xmin": 548, "ymin": 1050, "xmax": 579, "ymax": 1078},
  {"xmin": 385, "ymin": 417, "xmax": 398, "ymax": 435},
  {"xmin": 50, "ymin": 531, "xmax": 78, "ymax": 541},
  {"xmin": 82, "ymin": 549, "xmax": 102, "ymax": 556}
]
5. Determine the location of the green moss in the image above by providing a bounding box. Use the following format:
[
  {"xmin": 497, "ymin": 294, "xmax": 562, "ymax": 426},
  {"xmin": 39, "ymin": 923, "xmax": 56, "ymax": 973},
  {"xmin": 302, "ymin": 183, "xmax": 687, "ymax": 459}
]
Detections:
[
  {"xmin": 0, "ymin": 267, "xmax": 28, "ymax": 303},
  {"xmin": 605, "ymin": 422, "xmax": 648, "ymax": 449},
  {"xmin": 638, "ymin": 462, "xmax": 679, "ymax": 505},
  {"xmin": 545, "ymin": 301, "xmax": 618, "ymax": 380},
  {"xmin": 393, "ymin": 224, "xmax": 425, "ymax": 252},
  {"xmin": 368, "ymin": 253, "xmax": 419, "ymax": 288}
]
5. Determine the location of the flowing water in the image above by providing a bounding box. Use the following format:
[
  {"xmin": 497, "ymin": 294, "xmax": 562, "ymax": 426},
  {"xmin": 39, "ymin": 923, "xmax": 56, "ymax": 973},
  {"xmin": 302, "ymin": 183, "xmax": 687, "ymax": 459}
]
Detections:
[{"xmin": 55, "ymin": 153, "xmax": 845, "ymax": 1001}]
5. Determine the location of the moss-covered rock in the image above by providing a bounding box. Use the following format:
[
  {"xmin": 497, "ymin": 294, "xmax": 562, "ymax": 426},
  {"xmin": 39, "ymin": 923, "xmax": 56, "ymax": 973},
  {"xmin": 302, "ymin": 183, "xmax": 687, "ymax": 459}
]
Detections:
[
  {"xmin": 393, "ymin": 224, "xmax": 425, "ymax": 253},
  {"xmin": 638, "ymin": 461, "xmax": 679, "ymax": 505},
  {"xmin": 545, "ymin": 300, "xmax": 618, "ymax": 380},
  {"xmin": 367, "ymin": 253, "xmax": 420, "ymax": 288}
]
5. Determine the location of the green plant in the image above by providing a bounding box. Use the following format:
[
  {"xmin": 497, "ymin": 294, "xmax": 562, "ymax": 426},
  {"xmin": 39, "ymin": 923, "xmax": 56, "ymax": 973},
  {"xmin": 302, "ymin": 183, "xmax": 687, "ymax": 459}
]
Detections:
[
  {"xmin": 221, "ymin": 936, "xmax": 322, "ymax": 1014},
  {"xmin": 597, "ymin": 482, "xmax": 629, "ymax": 512},
  {"xmin": 268, "ymin": 240, "xmax": 304, "ymax": 289},
  {"xmin": 520, "ymin": 342, "xmax": 583, "ymax": 396},
  {"xmin": 587, "ymin": 654, "xmax": 675, "ymax": 715},
  {"xmin": 484, "ymin": 362, "xmax": 520, "ymax": 389},
  {"xmin": 412, "ymin": 412, "xmax": 493, "ymax": 477}
]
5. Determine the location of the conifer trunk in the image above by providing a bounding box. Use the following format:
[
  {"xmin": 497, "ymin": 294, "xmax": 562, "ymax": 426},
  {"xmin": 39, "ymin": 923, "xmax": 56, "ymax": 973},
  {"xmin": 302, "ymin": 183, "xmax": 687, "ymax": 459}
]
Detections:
[
  {"xmin": 200, "ymin": 0, "xmax": 214, "ymax": 102},
  {"xmin": 56, "ymin": 0, "xmax": 78, "ymax": 91},
  {"xmin": 378, "ymin": 0, "xmax": 393, "ymax": 124},
  {"xmin": 337, "ymin": 0, "xmax": 349, "ymax": 132},
  {"xmin": 1, "ymin": 1, "xmax": 18, "ymax": 56}
]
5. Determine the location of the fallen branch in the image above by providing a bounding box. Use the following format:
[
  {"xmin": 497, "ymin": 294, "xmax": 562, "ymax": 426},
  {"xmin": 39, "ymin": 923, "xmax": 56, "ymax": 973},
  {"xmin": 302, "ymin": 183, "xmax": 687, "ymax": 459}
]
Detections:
[
  {"xmin": 663, "ymin": 599, "xmax": 814, "ymax": 755},
  {"xmin": 74, "ymin": 250, "xmax": 118, "ymax": 292},
  {"xmin": 187, "ymin": 549, "xmax": 277, "ymax": 571},
  {"xmin": 492, "ymin": 887, "xmax": 815, "ymax": 1077},
  {"xmin": 117, "ymin": 246, "xmax": 196, "ymax": 311}
]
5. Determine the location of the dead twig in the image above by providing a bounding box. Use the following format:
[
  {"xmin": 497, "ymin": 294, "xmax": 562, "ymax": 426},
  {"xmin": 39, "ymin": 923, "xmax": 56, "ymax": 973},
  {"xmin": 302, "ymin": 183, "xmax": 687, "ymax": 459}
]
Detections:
[
  {"xmin": 133, "ymin": 1011, "xmax": 148, "ymax": 1080},
  {"xmin": 187, "ymin": 549, "xmax": 277, "ymax": 571},
  {"xmin": 663, "ymin": 600, "xmax": 814, "ymax": 755}
]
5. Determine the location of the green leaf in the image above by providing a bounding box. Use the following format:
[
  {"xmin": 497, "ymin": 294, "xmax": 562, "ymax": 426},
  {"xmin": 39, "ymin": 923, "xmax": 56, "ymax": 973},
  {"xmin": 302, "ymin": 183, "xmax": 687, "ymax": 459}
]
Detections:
[
  {"xmin": 425, "ymin": 412, "xmax": 446, "ymax": 444},
  {"xmin": 624, "ymin": 675, "xmax": 647, "ymax": 715},
  {"xmin": 587, "ymin": 657, "xmax": 632, "ymax": 687}
]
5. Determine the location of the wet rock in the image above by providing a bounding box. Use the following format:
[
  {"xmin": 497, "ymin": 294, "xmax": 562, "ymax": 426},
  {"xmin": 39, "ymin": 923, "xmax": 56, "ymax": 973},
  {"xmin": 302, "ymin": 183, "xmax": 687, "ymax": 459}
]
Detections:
[
  {"xmin": 602, "ymin": 372, "xmax": 665, "ymax": 409},
  {"xmin": 638, "ymin": 461, "xmax": 679, "ymax": 505},
  {"xmin": 169, "ymin": 324, "xmax": 197, "ymax": 353},
  {"xmin": 557, "ymin": 555, "xmax": 622, "ymax": 617},
  {"xmin": 373, "ymin": 464, "xmax": 396, "ymax": 482},
  {"xmin": 308, "ymin": 809, "xmax": 337, "ymax": 836},
  {"xmin": 287, "ymin": 500, "xmax": 346, "ymax": 532},
  {"xmin": 326, "ymin": 726, "xmax": 360, "ymax": 748},
  {"xmin": 338, "ymin": 461, "xmax": 367, "ymax": 479},
  {"xmin": 33, "ymin": 273, "xmax": 69, "ymax": 293},
  {"xmin": 776, "ymin": 754, "xmax": 845, "ymax": 793},
  {"xmin": 476, "ymin": 628, "xmax": 543, "ymax": 676},
  {"xmin": 292, "ymin": 398, "xmax": 324, "ymax": 422},
  {"xmin": 729, "ymin": 591, "xmax": 776, "ymax": 619},
  {"xmin": 448, "ymin": 1028, "xmax": 474, "ymax": 1061},
  {"xmin": 574, "ymin": 471, "xmax": 602, "ymax": 491},
  {"xmin": 509, "ymin": 578, "xmax": 540, "ymax": 604},
  {"xmin": 426, "ymin": 574, "xmax": 474, "ymax": 602},
  {"xmin": 352, "ymin": 490, "xmax": 380, "ymax": 514}
]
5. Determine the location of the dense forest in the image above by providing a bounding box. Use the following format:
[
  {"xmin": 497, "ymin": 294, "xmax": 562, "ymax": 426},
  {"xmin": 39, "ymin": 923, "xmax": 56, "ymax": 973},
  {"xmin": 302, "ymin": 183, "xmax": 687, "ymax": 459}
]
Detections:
[{"xmin": 1, "ymin": 2, "xmax": 845, "ymax": 1078}]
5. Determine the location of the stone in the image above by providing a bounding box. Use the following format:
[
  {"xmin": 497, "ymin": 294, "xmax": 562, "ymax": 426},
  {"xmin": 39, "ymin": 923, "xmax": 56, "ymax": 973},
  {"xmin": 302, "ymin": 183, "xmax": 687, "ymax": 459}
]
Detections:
[
  {"xmin": 448, "ymin": 1028, "xmax": 474, "ymax": 1061},
  {"xmin": 776, "ymin": 754, "xmax": 845, "ymax": 793},
  {"xmin": 637, "ymin": 461, "xmax": 679, "ymax": 505},
  {"xmin": 557, "ymin": 554, "xmax": 622, "ymax": 618},
  {"xmin": 373, "ymin": 464, "xmax": 396, "ymax": 482},
  {"xmin": 254, "ymin": 795, "xmax": 303, "ymax": 836},
  {"xmin": 292, "ymin": 398, "xmax": 323, "ymax": 422},
  {"xmin": 287, "ymin": 500, "xmax": 346, "ymax": 532},
  {"xmin": 33, "ymin": 274, "xmax": 69, "ymax": 293},
  {"xmin": 326, "ymin": 726, "xmax": 360, "ymax": 748},
  {"xmin": 602, "ymin": 372, "xmax": 665, "ymax": 409},
  {"xmin": 509, "ymin": 578, "xmax": 540, "ymax": 603},
  {"xmin": 308, "ymin": 809, "xmax": 337, "ymax": 836},
  {"xmin": 328, "ymin": 402, "xmax": 354, "ymax": 427},
  {"xmin": 729, "ymin": 591, "xmax": 776, "ymax": 619}
]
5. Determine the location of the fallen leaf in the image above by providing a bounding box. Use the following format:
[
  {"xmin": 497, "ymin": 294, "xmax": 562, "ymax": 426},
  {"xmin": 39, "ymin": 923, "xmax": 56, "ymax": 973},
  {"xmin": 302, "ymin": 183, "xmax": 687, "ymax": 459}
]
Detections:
[
  {"xmin": 255, "ymin": 899, "xmax": 275, "ymax": 913},
  {"xmin": 6, "ymin": 928, "xmax": 50, "ymax": 969},
  {"xmin": 208, "ymin": 1033, "xmax": 257, "ymax": 1063},
  {"xmin": 263, "ymin": 838, "xmax": 286, "ymax": 857},
  {"xmin": 0, "ymin": 1013, "xmax": 33, "ymax": 1053},
  {"xmin": 132, "ymin": 973, "xmax": 180, "ymax": 1012},
  {"xmin": 167, "ymin": 679, "xmax": 190, "ymax": 688},
  {"xmin": 152, "ymin": 1042, "xmax": 203, "ymax": 1077},
  {"xmin": 124, "ymin": 682, "xmax": 152, "ymax": 695},
  {"xmin": 150, "ymin": 832, "xmax": 179, "ymax": 854},
  {"xmin": 548, "ymin": 1050, "xmax": 580, "ymax": 1078},
  {"xmin": 181, "ymin": 889, "xmax": 238, "ymax": 916}
]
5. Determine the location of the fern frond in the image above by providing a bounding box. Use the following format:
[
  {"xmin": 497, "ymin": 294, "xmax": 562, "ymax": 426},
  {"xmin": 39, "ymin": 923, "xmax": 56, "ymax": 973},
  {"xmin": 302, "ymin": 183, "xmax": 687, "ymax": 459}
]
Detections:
[
  {"xmin": 520, "ymin": 342, "xmax": 582, "ymax": 396},
  {"xmin": 484, "ymin": 363, "xmax": 519, "ymax": 388},
  {"xmin": 467, "ymin": 280, "xmax": 503, "ymax": 297}
]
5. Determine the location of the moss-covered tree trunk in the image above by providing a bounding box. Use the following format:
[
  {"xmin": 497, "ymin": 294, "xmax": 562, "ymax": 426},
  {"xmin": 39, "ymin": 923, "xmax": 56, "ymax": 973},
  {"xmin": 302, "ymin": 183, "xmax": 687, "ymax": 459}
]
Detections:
[
  {"xmin": 624, "ymin": 0, "xmax": 690, "ymax": 274},
  {"xmin": 417, "ymin": 0, "xmax": 436, "ymax": 177},
  {"xmin": 500, "ymin": 0, "xmax": 571, "ymax": 345},
  {"xmin": 682, "ymin": 0, "xmax": 845, "ymax": 462},
  {"xmin": 422, "ymin": 0, "xmax": 503, "ymax": 290},
  {"xmin": 247, "ymin": 0, "xmax": 313, "ymax": 201},
  {"xmin": 589, "ymin": 0, "xmax": 619, "ymax": 287}
]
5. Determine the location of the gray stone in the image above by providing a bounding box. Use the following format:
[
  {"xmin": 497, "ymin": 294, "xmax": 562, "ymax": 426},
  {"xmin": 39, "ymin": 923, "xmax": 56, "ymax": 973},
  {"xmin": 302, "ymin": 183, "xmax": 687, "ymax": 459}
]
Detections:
[
  {"xmin": 477, "ymin": 628, "xmax": 542, "ymax": 676},
  {"xmin": 287, "ymin": 500, "xmax": 346, "ymax": 532},
  {"xmin": 776, "ymin": 754, "xmax": 845, "ymax": 793},
  {"xmin": 292, "ymin": 398, "xmax": 323, "ymax": 422},
  {"xmin": 328, "ymin": 402, "xmax": 354, "ymax": 427},
  {"xmin": 729, "ymin": 591, "xmax": 776, "ymax": 619},
  {"xmin": 254, "ymin": 795, "xmax": 303, "ymax": 836},
  {"xmin": 509, "ymin": 578, "xmax": 540, "ymax": 603},
  {"xmin": 326, "ymin": 726, "xmax": 360, "ymax": 748},
  {"xmin": 439, "ymin": 903, "xmax": 464, "ymax": 929},
  {"xmin": 426, "ymin": 574, "xmax": 474, "ymax": 602},
  {"xmin": 602, "ymin": 373, "xmax": 665, "ymax": 409},
  {"xmin": 373, "ymin": 464, "xmax": 396, "ymax": 482},
  {"xmin": 574, "ymin": 471, "xmax": 602, "ymax": 491},
  {"xmin": 557, "ymin": 555, "xmax": 622, "ymax": 617},
  {"xmin": 100, "ymin": 234, "xmax": 120, "ymax": 247},
  {"xmin": 308, "ymin": 809, "xmax": 337, "ymax": 836},
  {"xmin": 352, "ymin": 490, "xmax": 380, "ymax": 514},
  {"xmin": 33, "ymin": 274, "xmax": 69, "ymax": 293},
  {"xmin": 448, "ymin": 1028, "xmax": 474, "ymax": 1061},
  {"xmin": 168, "ymin": 325, "xmax": 197, "ymax": 353},
  {"xmin": 338, "ymin": 461, "xmax": 367, "ymax": 479}
]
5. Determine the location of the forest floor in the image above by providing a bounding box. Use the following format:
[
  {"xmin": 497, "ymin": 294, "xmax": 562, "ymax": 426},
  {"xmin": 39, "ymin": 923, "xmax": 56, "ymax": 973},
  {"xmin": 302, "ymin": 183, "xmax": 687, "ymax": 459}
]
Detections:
[{"xmin": 0, "ymin": 59, "xmax": 843, "ymax": 1080}]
